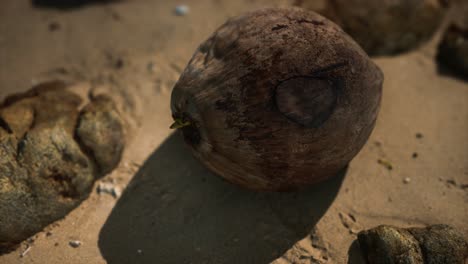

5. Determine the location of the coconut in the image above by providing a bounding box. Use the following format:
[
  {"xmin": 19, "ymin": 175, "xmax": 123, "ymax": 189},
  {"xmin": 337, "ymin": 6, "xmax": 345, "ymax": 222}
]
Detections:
[{"xmin": 170, "ymin": 8, "xmax": 383, "ymax": 191}]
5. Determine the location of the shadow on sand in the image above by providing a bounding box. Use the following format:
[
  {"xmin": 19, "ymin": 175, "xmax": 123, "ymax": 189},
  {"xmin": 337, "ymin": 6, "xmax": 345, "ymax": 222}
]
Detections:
[
  {"xmin": 32, "ymin": 0, "xmax": 120, "ymax": 10},
  {"xmin": 99, "ymin": 133, "xmax": 347, "ymax": 264}
]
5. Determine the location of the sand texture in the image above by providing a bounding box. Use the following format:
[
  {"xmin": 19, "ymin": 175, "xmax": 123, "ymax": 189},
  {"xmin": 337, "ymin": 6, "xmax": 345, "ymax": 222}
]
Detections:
[{"xmin": 0, "ymin": 0, "xmax": 467, "ymax": 263}]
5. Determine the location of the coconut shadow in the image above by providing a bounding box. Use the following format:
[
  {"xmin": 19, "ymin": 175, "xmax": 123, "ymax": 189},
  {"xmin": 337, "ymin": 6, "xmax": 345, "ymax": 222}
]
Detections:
[
  {"xmin": 31, "ymin": 0, "xmax": 121, "ymax": 10},
  {"xmin": 98, "ymin": 132, "xmax": 347, "ymax": 264}
]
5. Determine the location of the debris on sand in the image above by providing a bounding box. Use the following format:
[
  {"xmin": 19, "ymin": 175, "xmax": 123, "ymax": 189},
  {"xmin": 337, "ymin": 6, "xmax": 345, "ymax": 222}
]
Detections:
[
  {"xmin": 377, "ymin": 159, "xmax": 393, "ymax": 171},
  {"xmin": 174, "ymin": 5, "xmax": 189, "ymax": 16},
  {"xmin": 358, "ymin": 224, "xmax": 468, "ymax": 263},
  {"xmin": 403, "ymin": 177, "xmax": 411, "ymax": 184},
  {"xmin": 69, "ymin": 240, "xmax": 81, "ymax": 248},
  {"xmin": 48, "ymin": 22, "xmax": 60, "ymax": 32},
  {"xmin": 97, "ymin": 182, "xmax": 122, "ymax": 198},
  {"xmin": 20, "ymin": 245, "xmax": 31, "ymax": 258},
  {"xmin": 339, "ymin": 212, "xmax": 359, "ymax": 234}
]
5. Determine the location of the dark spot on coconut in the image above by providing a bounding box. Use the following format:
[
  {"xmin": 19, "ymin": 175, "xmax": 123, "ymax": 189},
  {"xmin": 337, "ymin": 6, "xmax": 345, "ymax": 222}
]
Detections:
[
  {"xmin": 310, "ymin": 62, "xmax": 349, "ymax": 77},
  {"xmin": 297, "ymin": 19, "xmax": 324, "ymax": 26},
  {"xmin": 275, "ymin": 77, "xmax": 338, "ymax": 128},
  {"xmin": 215, "ymin": 93, "xmax": 237, "ymax": 113},
  {"xmin": 181, "ymin": 123, "xmax": 201, "ymax": 147},
  {"xmin": 438, "ymin": 0, "xmax": 450, "ymax": 8},
  {"xmin": 272, "ymin": 24, "xmax": 288, "ymax": 31},
  {"xmin": 173, "ymin": 112, "xmax": 201, "ymax": 147}
]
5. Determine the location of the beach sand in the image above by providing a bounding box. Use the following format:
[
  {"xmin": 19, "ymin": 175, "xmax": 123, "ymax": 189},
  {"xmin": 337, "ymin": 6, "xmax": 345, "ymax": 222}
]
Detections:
[{"xmin": 0, "ymin": 0, "xmax": 466, "ymax": 263}]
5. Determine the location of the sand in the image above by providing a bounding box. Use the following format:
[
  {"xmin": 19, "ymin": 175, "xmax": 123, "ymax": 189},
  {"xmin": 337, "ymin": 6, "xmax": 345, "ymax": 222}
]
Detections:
[{"xmin": 0, "ymin": 0, "xmax": 467, "ymax": 263}]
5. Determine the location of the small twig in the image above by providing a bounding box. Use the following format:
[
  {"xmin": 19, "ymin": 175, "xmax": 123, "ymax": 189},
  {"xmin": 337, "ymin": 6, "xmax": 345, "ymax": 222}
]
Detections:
[
  {"xmin": 170, "ymin": 118, "xmax": 191, "ymax": 129},
  {"xmin": 377, "ymin": 159, "xmax": 393, "ymax": 170},
  {"xmin": 20, "ymin": 245, "xmax": 31, "ymax": 258}
]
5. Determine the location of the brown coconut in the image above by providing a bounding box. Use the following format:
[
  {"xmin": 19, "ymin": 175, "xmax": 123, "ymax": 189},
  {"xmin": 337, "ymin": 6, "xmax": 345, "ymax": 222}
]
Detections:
[{"xmin": 170, "ymin": 8, "xmax": 383, "ymax": 191}]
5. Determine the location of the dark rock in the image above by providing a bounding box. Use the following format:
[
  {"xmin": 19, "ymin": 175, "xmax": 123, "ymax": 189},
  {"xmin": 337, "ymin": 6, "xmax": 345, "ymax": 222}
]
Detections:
[
  {"xmin": 0, "ymin": 81, "xmax": 125, "ymax": 252},
  {"xmin": 437, "ymin": 24, "xmax": 468, "ymax": 80},
  {"xmin": 357, "ymin": 224, "xmax": 468, "ymax": 264},
  {"xmin": 318, "ymin": 0, "xmax": 448, "ymax": 56},
  {"xmin": 409, "ymin": 225, "xmax": 468, "ymax": 264},
  {"xmin": 76, "ymin": 95, "xmax": 125, "ymax": 175}
]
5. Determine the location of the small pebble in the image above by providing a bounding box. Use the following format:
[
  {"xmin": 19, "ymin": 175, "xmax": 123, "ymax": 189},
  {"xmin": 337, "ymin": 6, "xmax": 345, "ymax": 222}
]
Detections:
[
  {"xmin": 174, "ymin": 5, "xmax": 189, "ymax": 16},
  {"xmin": 403, "ymin": 177, "xmax": 411, "ymax": 184},
  {"xmin": 115, "ymin": 58, "xmax": 124, "ymax": 69},
  {"xmin": 137, "ymin": 249, "xmax": 142, "ymax": 254},
  {"xmin": 97, "ymin": 182, "xmax": 121, "ymax": 198},
  {"xmin": 69, "ymin": 240, "xmax": 81, "ymax": 248},
  {"xmin": 147, "ymin": 62, "xmax": 155, "ymax": 72},
  {"xmin": 446, "ymin": 179, "xmax": 457, "ymax": 187},
  {"xmin": 112, "ymin": 186, "xmax": 122, "ymax": 198},
  {"xmin": 412, "ymin": 152, "xmax": 418, "ymax": 159},
  {"xmin": 415, "ymin": 132, "xmax": 423, "ymax": 139},
  {"xmin": 48, "ymin": 22, "xmax": 60, "ymax": 32}
]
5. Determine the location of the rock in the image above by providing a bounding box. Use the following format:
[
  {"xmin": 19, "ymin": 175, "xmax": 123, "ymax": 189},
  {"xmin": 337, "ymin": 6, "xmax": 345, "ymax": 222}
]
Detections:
[
  {"xmin": 0, "ymin": 81, "xmax": 125, "ymax": 252},
  {"xmin": 76, "ymin": 95, "xmax": 125, "ymax": 174},
  {"xmin": 357, "ymin": 224, "xmax": 468, "ymax": 263},
  {"xmin": 174, "ymin": 5, "xmax": 189, "ymax": 16},
  {"xmin": 316, "ymin": 0, "xmax": 448, "ymax": 56},
  {"xmin": 69, "ymin": 240, "xmax": 81, "ymax": 248},
  {"xmin": 410, "ymin": 225, "xmax": 468, "ymax": 264},
  {"xmin": 437, "ymin": 24, "xmax": 468, "ymax": 80},
  {"xmin": 97, "ymin": 182, "xmax": 122, "ymax": 198}
]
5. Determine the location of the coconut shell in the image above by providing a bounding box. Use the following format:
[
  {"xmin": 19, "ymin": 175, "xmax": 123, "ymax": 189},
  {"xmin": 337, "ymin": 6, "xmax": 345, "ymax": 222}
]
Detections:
[{"xmin": 171, "ymin": 8, "xmax": 383, "ymax": 191}]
